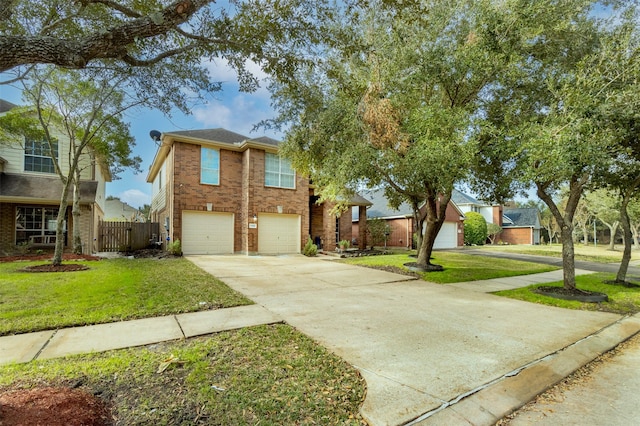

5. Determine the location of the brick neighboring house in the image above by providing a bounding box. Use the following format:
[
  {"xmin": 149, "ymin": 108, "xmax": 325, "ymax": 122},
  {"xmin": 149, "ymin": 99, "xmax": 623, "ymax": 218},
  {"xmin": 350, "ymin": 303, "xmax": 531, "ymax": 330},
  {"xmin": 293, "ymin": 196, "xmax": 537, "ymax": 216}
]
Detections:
[
  {"xmin": 146, "ymin": 128, "xmax": 370, "ymax": 255},
  {"xmin": 352, "ymin": 188, "xmax": 465, "ymax": 249},
  {"xmin": 500, "ymin": 208, "xmax": 542, "ymax": 245},
  {"xmin": 0, "ymin": 99, "xmax": 109, "ymax": 255},
  {"xmin": 452, "ymin": 191, "xmax": 541, "ymax": 245}
]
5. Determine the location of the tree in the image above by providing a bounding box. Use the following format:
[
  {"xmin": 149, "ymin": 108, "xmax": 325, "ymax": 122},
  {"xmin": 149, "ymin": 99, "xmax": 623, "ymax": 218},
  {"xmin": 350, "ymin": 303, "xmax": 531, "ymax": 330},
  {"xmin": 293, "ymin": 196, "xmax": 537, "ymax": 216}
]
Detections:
[
  {"xmin": 486, "ymin": 223, "xmax": 503, "ymax": 245},
  {"xmin": 464, "ymin": 212, "xmax": 487, "ymax": 246},
  {"xmin": 1, "ymin": 0, "xmax": 339, "ymax": 117},
  {"xmin": 366, "ymin": 218, "xmax": 390, "ymax": 250},
  {"xmin": 1, "ymin": 67, "xmax": 142, "ymax": 265},
  {"xmin": 585, "ymin": 189, "xmax": 621, "ymax": 250},
  {"xmin": 474, "ymin": 1, "xmax": 626, "ymax": 291},
  {"xmin": 273, "ymin": 0, "xmax": 561, "ymax": 271}
]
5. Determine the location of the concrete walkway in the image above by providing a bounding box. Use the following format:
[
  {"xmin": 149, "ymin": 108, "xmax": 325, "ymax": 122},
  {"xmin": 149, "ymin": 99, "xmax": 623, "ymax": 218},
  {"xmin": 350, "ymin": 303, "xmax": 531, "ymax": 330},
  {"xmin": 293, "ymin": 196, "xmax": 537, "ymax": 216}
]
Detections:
[
  {"xmin": 2, "ymin": 255, "xmax": 640, "ymax": 426},
  {"xmin": 0, "ymin": 305, "xmax": 281, "ymax": 364}
]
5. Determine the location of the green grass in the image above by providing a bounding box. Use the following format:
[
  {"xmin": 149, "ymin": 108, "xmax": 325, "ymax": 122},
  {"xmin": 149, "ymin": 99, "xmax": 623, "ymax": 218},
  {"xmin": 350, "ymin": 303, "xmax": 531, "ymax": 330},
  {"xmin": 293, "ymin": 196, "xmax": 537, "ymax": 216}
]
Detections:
[
  {"xmin": 0, "ymin": 324, "xmax": 366, "ymax": 425},
  {"xmin": 472, "ymin": 243, "xmax": 639, "ymax": 264},
  {"xmin": 0, "ymin": 258, "xmax": 251, "ymax": 336},
  {"xmin": 341, "ymin": 251, "xmax": 557, "ymax": 283},
  {"xmin": 495, "ymin": 273, "xmax": 640, "ymax": 314}
]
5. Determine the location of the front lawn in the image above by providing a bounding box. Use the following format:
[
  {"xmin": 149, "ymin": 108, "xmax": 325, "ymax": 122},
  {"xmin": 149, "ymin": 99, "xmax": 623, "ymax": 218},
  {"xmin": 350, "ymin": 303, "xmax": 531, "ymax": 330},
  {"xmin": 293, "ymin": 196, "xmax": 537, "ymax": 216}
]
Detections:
[
  {"xmin": 341, "ymin": 251, "xmax": 557, "ymax": 283},
  {"xmin": 494, "ymin": 273, "xmax": 640, "ymax": 315},
  {"xmin": 0, "ymin": 324, "xmax": 366, "ymax": 425},
  {"xmin": 472, "ymin": 244, "xmax": 639, "ymax": 264},
  {"xmin": 0, "ymin": 258, "xmax": 251, "ymax": 336}
]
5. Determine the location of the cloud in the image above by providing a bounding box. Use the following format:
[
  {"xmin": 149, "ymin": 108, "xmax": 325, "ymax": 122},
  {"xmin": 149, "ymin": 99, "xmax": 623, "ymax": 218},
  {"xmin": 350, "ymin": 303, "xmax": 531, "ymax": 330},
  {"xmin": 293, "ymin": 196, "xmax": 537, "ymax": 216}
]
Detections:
[{"xmin": 119, "ymin": 189, "xmax": 151, "ymax": 209}]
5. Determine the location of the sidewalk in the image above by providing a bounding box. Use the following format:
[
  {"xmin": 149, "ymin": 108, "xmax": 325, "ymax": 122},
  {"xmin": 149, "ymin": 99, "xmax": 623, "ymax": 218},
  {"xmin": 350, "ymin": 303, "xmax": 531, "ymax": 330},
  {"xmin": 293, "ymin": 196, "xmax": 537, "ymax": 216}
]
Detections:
[{"xmin": 0, "ymin": 304, "xmax": 281, "ymax": 365}]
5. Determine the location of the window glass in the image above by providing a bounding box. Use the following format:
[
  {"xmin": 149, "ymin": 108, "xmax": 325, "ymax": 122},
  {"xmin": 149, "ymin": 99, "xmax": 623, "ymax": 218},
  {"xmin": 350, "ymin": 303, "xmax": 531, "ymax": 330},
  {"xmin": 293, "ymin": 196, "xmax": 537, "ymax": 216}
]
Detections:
[
  {"xmin": 265, "ymin": 153, "xmax": 295, "ymax": 189},
  {"xmin": 24, "ymin": 139, "xmax": 58, "ymax": 173},
  {"xmin": 201, "ymin": 147, "xmax": 220, "ymax": 185}
]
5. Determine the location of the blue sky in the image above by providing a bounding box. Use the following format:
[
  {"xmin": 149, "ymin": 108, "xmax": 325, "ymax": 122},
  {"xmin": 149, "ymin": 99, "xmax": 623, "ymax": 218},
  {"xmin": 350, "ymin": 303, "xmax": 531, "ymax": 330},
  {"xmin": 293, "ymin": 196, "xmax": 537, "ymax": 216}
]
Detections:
[{"xmin": 0, "ymin": 59, "xmax": 282, "ymax": 209}]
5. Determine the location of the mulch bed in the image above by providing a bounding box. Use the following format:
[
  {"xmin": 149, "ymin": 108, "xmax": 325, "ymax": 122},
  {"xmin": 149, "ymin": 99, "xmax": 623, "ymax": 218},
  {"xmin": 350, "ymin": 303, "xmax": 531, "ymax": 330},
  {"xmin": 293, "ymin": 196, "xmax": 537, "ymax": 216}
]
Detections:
[
  {"xmin": 0, "ymin": 386, "xmax": 111, "ymax": 426},
  {"xmin": 0, "ymin": 253, "xmax": 100, "ymax": 273},
  {"xmin": 534, "ymin": 286, "xmax": 609, "ymax": 303}
]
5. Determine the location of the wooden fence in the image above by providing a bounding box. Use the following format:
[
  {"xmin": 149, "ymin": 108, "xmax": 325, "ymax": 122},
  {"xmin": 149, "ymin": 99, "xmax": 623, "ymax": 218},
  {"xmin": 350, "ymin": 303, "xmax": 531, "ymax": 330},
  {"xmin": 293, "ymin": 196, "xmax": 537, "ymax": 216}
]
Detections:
[{"xmin": 98, "ymin": 221, "xmax": 160, "ymax": 252}]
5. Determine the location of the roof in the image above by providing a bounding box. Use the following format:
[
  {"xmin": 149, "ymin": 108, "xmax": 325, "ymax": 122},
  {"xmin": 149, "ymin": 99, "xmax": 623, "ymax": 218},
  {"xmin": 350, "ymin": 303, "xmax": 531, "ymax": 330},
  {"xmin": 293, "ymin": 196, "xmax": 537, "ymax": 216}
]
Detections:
[
  {"xmin": 105, "ymin": 199, "xmax": 143, "ymax": 220},
  {"xmin": 451, "ymin": 189, "xmax": 482, "ymax": 205},
  {"xmin": 147, "ymin": 128, "xmax": 282, "ymax": 182},
  {"xmin": 352, "ymin": 188, "xmax": 465, "ymax": 221},
  {"xmin": 0, "ymin": 173, "xmax": 98, "ymax": 203},
  {"xmin": 502, "ymin": 208, "xmax": 540, "ymax": 228},
  {"xmin": 0, "ymin": 99, "xmax": 18, "ymax": 113}
]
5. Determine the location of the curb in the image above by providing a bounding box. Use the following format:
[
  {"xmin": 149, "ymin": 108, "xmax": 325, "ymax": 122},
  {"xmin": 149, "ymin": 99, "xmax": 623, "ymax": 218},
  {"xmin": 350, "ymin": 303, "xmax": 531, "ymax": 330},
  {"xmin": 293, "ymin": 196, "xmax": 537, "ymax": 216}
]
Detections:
[{"xmin": 408, "ymin": 314, "xmax": 640, "ymax": 425}]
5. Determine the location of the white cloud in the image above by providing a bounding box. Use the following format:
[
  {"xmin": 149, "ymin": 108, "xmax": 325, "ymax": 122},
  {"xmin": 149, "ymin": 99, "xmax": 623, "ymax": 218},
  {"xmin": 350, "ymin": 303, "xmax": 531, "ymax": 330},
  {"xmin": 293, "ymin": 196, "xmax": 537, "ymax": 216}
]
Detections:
[{"xmin": 119, "ymin": 189, "xmax": 151, "ymax": 209}]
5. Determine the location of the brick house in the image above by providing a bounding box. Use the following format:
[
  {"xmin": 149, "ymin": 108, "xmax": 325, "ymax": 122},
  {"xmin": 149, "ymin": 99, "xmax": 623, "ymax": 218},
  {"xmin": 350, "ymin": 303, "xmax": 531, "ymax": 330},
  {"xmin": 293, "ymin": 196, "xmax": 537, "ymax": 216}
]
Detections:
[
  {"xmin": 0, "ymin": 99, "xmax": 108, "ymax": 255},
  {"xmin": 352, "ymin": 188, "xmax": 465, "ymax": 249},
  {"xmin": 146, "ymin": 128, "xmax": 370, "ymax": 255}
]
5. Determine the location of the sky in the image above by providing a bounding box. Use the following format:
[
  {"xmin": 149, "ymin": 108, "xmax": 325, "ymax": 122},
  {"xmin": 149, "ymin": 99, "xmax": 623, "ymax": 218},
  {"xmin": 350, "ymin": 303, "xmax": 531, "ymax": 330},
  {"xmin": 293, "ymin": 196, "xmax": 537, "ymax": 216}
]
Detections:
[{"xmin": 0, "ymin": 59, "xmax": 282, "ymax": 209}]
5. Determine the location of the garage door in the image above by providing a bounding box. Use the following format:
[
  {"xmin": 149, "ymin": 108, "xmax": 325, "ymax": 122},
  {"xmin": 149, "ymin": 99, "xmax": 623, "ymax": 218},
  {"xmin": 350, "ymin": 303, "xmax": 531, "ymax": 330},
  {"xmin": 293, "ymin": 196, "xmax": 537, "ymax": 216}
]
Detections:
[
  {"xmin": 433, "ymin": 222, "xmax": 458, "ymax": 249},
  {"xmin": 182, "ymin": 211, "xmax": 234, "ymax": 255},
  {"xmin": 258, "ymin": 213, "xmax": 301, "ymax": 254}
]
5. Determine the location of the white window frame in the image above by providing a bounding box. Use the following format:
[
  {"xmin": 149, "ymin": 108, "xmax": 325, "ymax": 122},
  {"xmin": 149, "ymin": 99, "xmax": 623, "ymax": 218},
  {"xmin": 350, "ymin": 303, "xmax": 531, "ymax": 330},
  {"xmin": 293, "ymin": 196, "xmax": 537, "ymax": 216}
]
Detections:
[
  {"xmin": 265, "ymin": 152, "xmax": 295, "ymax": 189},
  {"xmin": 24, "ymin": 139, "xmax": 58, "ymax": 174}
]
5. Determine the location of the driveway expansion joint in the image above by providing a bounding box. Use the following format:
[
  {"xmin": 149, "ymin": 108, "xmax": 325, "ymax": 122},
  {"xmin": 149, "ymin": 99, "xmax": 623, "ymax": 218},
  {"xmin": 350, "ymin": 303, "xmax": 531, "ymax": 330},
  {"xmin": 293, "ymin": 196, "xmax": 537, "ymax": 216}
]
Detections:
[{"xmin": 32, "ymin": 329, "xmax": 58, "ymax": 361}]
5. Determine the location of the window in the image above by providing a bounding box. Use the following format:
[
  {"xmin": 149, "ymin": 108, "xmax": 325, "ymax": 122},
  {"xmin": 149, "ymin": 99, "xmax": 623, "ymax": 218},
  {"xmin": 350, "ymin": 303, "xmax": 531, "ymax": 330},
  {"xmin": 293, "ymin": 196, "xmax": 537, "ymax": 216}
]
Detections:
[
  {"xmin": 24, "ymin": 139, "xmax": 58, "ymax": 173},
  {"xmin": 15, "ymin": 206, "xmax": 63, "ymax": 245},
  {"xmin": 265, "ymin": 153, "xmax": 295, "ymax": 189},
  {"xmin": 201, "ymin": 147, "xmax": 220, "ymax": 185}
]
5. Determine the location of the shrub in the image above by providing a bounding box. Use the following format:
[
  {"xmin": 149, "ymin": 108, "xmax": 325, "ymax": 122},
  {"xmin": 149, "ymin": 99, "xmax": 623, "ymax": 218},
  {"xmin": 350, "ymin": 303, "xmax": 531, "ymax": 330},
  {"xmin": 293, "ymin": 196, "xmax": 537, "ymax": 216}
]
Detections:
[
  {"xmin": 338, "ymin": 239, "xmax": 350, "ymax": 251},
  {"xmin": 366, "ymin": 218, "xmax": 391, "ymax": 249},
  {"xmin": 303, "ymin": 237, "xmax": 318, "ymax": 257},
  {"xmin": 167, "ymin": 239, "xmax": 183, "ymax": 256},
  {"xmin": 464, "ymin": 212, "xmax": 488, "ymax": 245}
]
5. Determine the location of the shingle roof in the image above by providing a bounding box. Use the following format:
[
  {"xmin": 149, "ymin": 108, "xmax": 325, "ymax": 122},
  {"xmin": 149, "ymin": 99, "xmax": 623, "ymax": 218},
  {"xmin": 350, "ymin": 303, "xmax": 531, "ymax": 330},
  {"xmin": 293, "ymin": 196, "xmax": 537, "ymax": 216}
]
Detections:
[
  {"xmin": 503, "ymin": 208, "xmax": 540, "ymax": 228},
  {"xmin": 451, "ymin": 189, "xmax": 482, "ymax": 205},
  {"xmin": 0, "ymin": 99, "xmax": 18, "ymax": 113},
  {"xmin": 359, "ymin": 188, "xmax": 413, "ymax": 219},
  {"xmin": 0, "ymin": 173, "xmax": 97, "ymax": 203},
  {"xmin": 164, "ymin": 128, "xmax": 280, "ymax": 146}
]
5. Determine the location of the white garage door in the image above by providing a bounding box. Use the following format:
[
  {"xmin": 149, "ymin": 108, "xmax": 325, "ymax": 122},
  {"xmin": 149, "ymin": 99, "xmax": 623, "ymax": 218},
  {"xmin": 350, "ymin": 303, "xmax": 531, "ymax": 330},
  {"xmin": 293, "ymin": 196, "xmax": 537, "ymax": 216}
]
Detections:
[
  {"xmin": 182, "ymin": 211, "xmax": 234, "ymax": 255},
  {"xmin": 433, "ymin": 222, "xmax": 458, "ymax": 249},
  {"xmin": 258, "ymin": 213, "xmax": 301, "ymax": 254}
]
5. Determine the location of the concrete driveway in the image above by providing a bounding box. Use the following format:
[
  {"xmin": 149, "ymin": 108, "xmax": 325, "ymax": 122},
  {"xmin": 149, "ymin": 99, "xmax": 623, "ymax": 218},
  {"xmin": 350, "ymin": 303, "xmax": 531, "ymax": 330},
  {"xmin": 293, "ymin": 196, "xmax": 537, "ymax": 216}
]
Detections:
[{"xmin": 187, "ymin": 254, "xmax": 635, "ymax": 425}]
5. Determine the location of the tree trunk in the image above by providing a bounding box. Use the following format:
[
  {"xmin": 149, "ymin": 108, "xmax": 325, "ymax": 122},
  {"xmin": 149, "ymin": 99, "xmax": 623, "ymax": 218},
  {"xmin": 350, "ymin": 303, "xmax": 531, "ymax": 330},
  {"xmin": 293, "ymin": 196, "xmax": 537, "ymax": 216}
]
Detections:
[
  {"xmin": 617, "ymin": 194, "xmax": 633, "ymax": 283},
  {"xmin": 581, "ymin": 224, "xmax": 588, "ymax": 245},
  {"xmin": 604, "ymin": 221, "xmax": 620, "ymax": 250},
  {"xmin": 415, "ymin": 190, "xmax": 449, "ymax": 271},
  {"xmin": 53, "ymin": 179, "xmax": 71, "ymax": 266},
  {"xmin": 560, "ymin": 223, "xmax": 577, "ymax": 290}
]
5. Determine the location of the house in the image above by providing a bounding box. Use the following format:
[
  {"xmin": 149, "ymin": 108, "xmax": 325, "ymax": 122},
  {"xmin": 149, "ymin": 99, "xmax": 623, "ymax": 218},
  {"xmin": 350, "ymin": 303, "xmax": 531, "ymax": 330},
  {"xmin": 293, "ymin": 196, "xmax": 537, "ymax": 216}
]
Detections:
[
  {"xmin": 351, "ymin": 188, "xmax": 465, "ymax": 249},
  {"xmin": 0, "ymin": 100, "xmax": 108, "ymax": 255},
  {"xmin": 451, "ymin": 191, "xmax": 541, "ymax": 245},
  {"xmin": 500, "ymin": 208, "xmax": 541, "ymax": 245},
  {"xmin": 146, "ymin": 128, "xmax": 369, "ymax": 255},
  {"xmin": 105, "ymin": 198, "xmax": 146, "ymax": 222}
]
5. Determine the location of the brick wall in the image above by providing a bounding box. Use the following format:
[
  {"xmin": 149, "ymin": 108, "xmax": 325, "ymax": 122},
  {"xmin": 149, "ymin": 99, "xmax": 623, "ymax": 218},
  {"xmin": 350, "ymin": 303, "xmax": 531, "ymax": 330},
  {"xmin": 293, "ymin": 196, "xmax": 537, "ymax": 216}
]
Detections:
[
  {"xmin": 0, "ymin": 203, "xmax": 14, "ymax": 254},
  {"xmin": 500, "ymin": 227, "xmax": 533, "ymax": 245}
]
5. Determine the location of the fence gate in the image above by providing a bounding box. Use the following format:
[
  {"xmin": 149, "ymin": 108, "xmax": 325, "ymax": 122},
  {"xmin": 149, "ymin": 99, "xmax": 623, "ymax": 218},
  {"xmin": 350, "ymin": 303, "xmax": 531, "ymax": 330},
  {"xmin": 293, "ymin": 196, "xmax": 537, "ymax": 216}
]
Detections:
[{"xmin": 98, "ymin": 221, "xmax": 160, "ymax": 252}]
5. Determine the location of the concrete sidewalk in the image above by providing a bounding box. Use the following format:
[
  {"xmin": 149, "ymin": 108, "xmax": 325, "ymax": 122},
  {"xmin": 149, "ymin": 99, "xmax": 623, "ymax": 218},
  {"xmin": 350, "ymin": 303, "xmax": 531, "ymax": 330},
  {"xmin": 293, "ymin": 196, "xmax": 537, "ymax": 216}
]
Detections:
[
  {"xmin": 2, "ymin": 256, "xmax": 639, "ymax": 426},
  {"xmin": 0, "ymin": 304, "xmax": 281, "ymax": 365}
]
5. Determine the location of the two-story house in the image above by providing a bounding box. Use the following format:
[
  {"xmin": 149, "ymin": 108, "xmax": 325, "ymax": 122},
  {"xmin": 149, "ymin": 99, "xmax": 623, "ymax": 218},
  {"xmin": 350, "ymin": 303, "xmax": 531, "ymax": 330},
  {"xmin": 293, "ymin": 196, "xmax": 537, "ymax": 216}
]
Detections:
[
  {"xmin": 146, "ymin": 128, "xmax": 369, "ymax": 255},
  {"xmin": 0, "ymin": 99, "xmax": 108, "ymax": 255}
]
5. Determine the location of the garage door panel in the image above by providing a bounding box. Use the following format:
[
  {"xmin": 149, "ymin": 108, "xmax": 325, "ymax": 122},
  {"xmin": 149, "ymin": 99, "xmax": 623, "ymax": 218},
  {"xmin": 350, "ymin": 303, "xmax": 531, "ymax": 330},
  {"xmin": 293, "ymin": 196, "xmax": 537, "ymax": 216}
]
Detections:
[
  {"xmin": 422, "ymin": 222, "xmax": 457, "ymax": 249},
  {"xmin": 258, "ymin": 214, "xmax": 301, "ymax": 254},
  {"xmin": 182, "ymin": 211, "xmax": 234, "ymax": 255}
]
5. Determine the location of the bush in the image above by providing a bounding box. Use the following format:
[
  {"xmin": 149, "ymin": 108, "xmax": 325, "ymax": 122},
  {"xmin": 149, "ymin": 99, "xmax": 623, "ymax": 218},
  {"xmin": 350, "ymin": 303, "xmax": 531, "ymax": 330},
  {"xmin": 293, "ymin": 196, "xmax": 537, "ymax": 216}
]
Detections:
[
  {"xmin": 167, "ymin": 239, "xmax": 183, "ymax": 256},
  {"xmin": 303, "ymin": 237, "xmax": 318, "ymax": 257},
  {"xmin": 464, "ymin": 212, "xmax": 488, "ymax": 245},
  {"xmin": 366, "ymin": 218, "xmax": 391, "ymax": 249}
]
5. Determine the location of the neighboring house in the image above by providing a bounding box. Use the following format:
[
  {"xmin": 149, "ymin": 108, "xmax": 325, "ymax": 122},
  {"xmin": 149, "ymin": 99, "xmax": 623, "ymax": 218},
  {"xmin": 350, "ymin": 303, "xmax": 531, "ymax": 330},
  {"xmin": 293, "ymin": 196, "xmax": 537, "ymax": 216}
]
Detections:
[
  {"xmin": 351, "ymin": 188, "xmax": 465, "ymax": 249},
  {"xmin": 146, "ymin": 128, "xmax": 370, "ymax": 255},
  {"xmin": 0, "ymin": 99, "xmax": 109, "ymax": 255},
  {"xmin": 452, "ymin": 190, "xmax": 541, "ymax": 245},
  {"xmin": 500, "ymin": 208, "xmax": 541, "ymax": 245},
  {"xmin": 104, "ymin": 199, "xmax": 146, "ymax": 222}
]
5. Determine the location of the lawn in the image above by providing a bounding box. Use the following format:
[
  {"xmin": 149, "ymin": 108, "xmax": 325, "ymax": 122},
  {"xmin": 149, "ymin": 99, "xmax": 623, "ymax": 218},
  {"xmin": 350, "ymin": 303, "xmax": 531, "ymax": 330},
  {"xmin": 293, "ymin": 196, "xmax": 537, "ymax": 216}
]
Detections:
[
  {"xmin": 0, "ymin": 324, "xmax": 367, "ymax": 425},
  {"xmin": 495, "ymin": 273, "xmax": 640, "ymax": 315},
  {"xmin": 472, "ymin": 243, "xmax": 640, "ymax": 264},
  {"xmin": 0, "ymin": 257, "xmax": 252, "ymax": 336},
  {"xmin": 341, "ymin": 251, "xmax": 557, "ymax": 283}
]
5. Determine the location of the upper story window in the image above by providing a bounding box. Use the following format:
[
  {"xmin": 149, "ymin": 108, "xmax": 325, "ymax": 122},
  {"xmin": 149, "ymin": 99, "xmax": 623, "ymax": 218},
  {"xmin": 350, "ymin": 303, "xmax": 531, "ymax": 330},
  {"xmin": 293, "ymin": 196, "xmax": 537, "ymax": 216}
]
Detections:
[
  {"xmin": 265, "ymin": 152, "xmax": 295, "ymax": 189},
  {"xmin": 201, "ymin": 147, "xmax": 220, "ymax": 185},
  {"xmin": 24, "ymin": 139, "xmax": 58, "ymax": 174}
]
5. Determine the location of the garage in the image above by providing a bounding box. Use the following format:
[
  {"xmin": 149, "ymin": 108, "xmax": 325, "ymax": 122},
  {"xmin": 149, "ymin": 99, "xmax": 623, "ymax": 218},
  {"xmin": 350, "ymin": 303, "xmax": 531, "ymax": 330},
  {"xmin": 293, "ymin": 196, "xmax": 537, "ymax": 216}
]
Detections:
[
  {"xmin": 433, "ymin": 222, "xmax": 458, "ymax": 249},
  {"xmin": 181, "ymin": 211, "xmax": 234, "ymax": 255},
  {"xmin": 258, "ymin": 213, "xmax": 301, "ymax": 254}
]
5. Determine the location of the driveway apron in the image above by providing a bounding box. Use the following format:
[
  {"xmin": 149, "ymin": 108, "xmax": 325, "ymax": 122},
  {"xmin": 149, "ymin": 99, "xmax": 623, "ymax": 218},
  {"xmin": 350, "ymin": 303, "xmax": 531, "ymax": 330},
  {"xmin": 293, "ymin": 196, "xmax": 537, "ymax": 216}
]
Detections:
[{"xmin": 187, "ymin": 255, "xmax": 623, "ymax": 426}]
